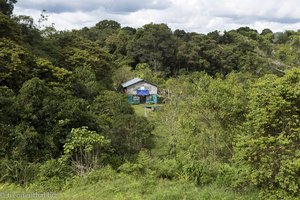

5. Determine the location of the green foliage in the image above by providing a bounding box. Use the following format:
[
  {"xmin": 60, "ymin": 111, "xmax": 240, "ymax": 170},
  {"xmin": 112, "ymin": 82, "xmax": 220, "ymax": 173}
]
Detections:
[
  {"xmin": 89, "ymin": 91, "xmax": 153, "ymax": 158},
  {"xmin": 234, "ymin": 68, "xmax": 300, "ymax": 199},
  {"xmin": 153, "ymin": 72, "xmax": 249, "ymax": 165},
  {"xmin": 63, "ymin": 127, "xmax": 110, "ymax": 175},
  {"xmin": 118, "ymin": 149, "xmax": 153, "ymax": 175},
  {"xmin": 71, "ymin": 65, "xmax": 102, "ymax": 99},
  {"xmin": 5, "ymin": 78, "xmax": 102, "ymax": 162},
  {"xmin": 0, "ymin": 0, "xmax": 17, "ymax": 16},
  {"xmin": 90, "ymin": 91, "xmax": 134, "ymax": 127},
  {"xmin": 60, "ymin": 35, "xmax": 113, "ymax": 89},
  {"xmin": 153, "ymin": 158, "xmax": 179, "ymax": 179},
  {"xmin": 81, "ymin": 19, "xmax": 122, "ymax": 46},
  {"xmin": 127, "ymin": 23, "xmax": 176, "ymax": 73},
  {"xmin": 0, "ymin": 38, "xmax": 35, "ymax": 90},
  {"xmin": 0, "ymin": 12, "xmax": 21, "ymax": 41},
  {"xmin": 34, "ymin": 58, "xmax": 72, "ymax": 87},
  {"xmin": 134, "ymin": 63, "xmax": 165, "ymax": 85},
  {"xmin": 216, "ymin": 163, "xmax": 252, "ymax": 192},
  {"xmin": 112, "ymin": 65, "xmax": 134, "ymax": 88},
  {"xmin": 111, "ymin": 115, "xmax": 154, "ymax": 156},
  {"xmin": 178, "ymin": 160, "xmax": 218, "ymax": 186},
  {"xmin": 31, "ymin": 158, "xmax": 74, "ymax": 191},
  {"xmin": 0, "ymin": 86, "xmax": 16, "ymax": 157},
  {"xmin": 118, "ymin": 150, "xmax": 180, "ymax": 180},
  {"xmin": 2, "ymin": 3, "xmax": 300, "ymax": 197},
  {"xmin": 37, "ymin": 168, "xmax": 258, "ymax": 200},
  {"xmin": 0, "ymin": 158, "xmax": 38, "ymax": 185}
]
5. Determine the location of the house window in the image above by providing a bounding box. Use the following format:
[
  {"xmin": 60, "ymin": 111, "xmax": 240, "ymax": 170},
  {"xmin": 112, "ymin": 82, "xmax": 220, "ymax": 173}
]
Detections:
[
  {"xmin": 133, "ymin": 95, "xmax": 140, "ymax": 101},
  {"xmin": 146, "ymin": 95, "xmax": 152, "ymax": 101}
]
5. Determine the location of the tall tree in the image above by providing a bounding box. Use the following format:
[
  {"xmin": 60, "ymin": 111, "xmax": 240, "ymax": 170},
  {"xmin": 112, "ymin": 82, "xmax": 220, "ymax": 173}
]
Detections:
[
  {"xmin": 0, "ymin": 0, "xmax": 17, "ymax": 16},
  {"xmin": 127, "ymin": 23, "xmax": 176, "ymax": 74}
]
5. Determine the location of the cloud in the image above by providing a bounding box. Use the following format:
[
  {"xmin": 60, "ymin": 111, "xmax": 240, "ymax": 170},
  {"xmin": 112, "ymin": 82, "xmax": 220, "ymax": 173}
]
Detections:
[
  {"xmin": 13, "ymin": 0, "xmax": 300, "ymax": 33},
  {"xmin": 16, "ymin": 0, "xmax": 172, "ymax": 13}
]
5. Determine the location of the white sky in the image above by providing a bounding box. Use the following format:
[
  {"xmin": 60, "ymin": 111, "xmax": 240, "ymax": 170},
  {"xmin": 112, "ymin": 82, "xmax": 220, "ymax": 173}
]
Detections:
[{"xmin": 14, "ymin": 0, "xmax": 300, "ymax": 33}]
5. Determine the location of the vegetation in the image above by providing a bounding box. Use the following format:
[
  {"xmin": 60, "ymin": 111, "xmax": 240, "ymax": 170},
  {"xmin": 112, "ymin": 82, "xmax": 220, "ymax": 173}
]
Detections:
[{"xmin": 1, "ymin": 1, "xmax": 300, "ymax": 199}]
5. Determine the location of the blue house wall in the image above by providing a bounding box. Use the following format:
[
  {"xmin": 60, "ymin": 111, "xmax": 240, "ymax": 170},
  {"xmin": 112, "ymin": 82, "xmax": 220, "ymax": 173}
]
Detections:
[{"xmin": 127, "ymin": 94, "xmax": 158, "ymax": 104}]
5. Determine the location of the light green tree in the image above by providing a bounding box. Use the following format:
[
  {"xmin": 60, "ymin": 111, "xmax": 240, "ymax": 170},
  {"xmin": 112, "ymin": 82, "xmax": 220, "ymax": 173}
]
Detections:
[
  {"xmin": 63, "ymin": 126, "xmax": 110, "ymax": 175},
  {"xmin": 234, "ymin": 68, "xmax": 300, "ymax": 199}
]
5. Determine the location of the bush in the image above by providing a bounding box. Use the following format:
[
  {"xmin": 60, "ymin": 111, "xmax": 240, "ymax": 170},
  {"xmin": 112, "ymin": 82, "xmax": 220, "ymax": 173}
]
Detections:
[
  {"xmin": 63, "ymin": 166, "xmax": 117, "ymax": 190},
  {"xmin": 0, "ymin": 158, "xmax": 38, "ymax": 185},
  {"xmin": 30, "ymin": 158, "xmax": 74, "ymax": 191},
  {"xmin": 84, "ymin": 166, "xmax": 116, "ymax": 183},
  {"xmin": 118, "ymin": 150, "xmax": 152, "ymax": 176},
  {"xmin": 152, "ymin": 158, "xmax": 179, "ymax": 179},
  {"xmin": 216, "ymin": 163, "xmax": 253, "ymax": 192},
  {"xmin": 179, "ymin": 161, "xmax": 217, "ymax": 185},
  {"xmin": 118, "ymin": 161, "xmax": 143, "ymax": 175}
]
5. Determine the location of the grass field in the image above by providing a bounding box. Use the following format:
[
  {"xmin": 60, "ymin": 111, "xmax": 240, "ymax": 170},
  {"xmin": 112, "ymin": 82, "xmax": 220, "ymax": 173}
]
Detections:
[
  {"xmin": 0, "ymin": 168, "xmax": 259, "ymax": 200},
  {"xmin": 131, "ymin": 104, "xmax": 163, "ymax": 118},
  {"xmin": 132, "ymin": 104, "xmax": 148, "ymax": 117}
]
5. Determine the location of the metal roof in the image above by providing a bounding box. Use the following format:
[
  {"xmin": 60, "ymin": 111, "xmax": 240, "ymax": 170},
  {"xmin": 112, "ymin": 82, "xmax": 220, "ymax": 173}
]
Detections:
[{"xmin": 121, "ymin": 77, "xmax": 143, "ymax": 88}]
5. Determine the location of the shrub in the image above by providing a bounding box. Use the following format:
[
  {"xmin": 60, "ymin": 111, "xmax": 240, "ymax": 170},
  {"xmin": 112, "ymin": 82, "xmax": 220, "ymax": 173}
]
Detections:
[
  {"xmin": 179, "ymin": 161, "xmax": 217, "ymax": 185},
  {"xmin": 152, "ymin": 158, "xmax": 179, "ymax": 179},
  {"xmin": 216, "ymin": 163, "xmax": 252, "ymax": 192},
  {"xmin": 30, "ymin": 158, "xmax": 74, "ymax": 191},
  {"xmin": 0, "ymin": 158, "xmax": 38, "ymax": 185}
]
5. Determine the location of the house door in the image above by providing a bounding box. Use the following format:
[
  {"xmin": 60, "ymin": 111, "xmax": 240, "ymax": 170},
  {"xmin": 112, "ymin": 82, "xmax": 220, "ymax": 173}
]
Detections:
[{"xmin": 140, "ymin": 96, "xmax": 146, "ymax": 104}]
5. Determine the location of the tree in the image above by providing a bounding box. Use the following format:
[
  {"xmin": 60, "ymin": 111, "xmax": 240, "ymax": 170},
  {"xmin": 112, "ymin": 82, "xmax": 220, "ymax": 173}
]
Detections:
[
  {"xmin": 105, "ymin": 29, "xmax": 134, "ymax": 56},
  {"xmin": 90, "ymin": 91, "xmax": 153, "ymax": 158},
  {"xmin": 234, "ymin": 68, "xmax": 300, "ymax": 199},
  {"xmin": 80, "ymin": 20, "xmax": 121, "ymax": 46},
  {"xmin": 111, "ymin": 115, "xmax": 154, "ymax": 156},
  {"xmin": 152, "ymin": 72, "xmax": 250, "ymax": 183},
  {"xmin": 62, "ymin": 36, "xmax": 113, "ymax": 89},
  {"xmin": 0, "ymin": 0, "xmax": 17, "ymax": 16},
  {"xmin": 12, "ymin": 78, "xmax": 99, "ymax": 161},
  {"xmin": 71, "ymin": 66, "xmax": 102, "ymax": 100},
  {"xmin": 134, "ymin": 63, "xmax": 164, "ymax": 85},
  {"xmin": 90, "ymin": 91, "xmax": 134, "ymax": 127},
  {"xmin": 127, "ymin": 23, "xmax": 176, "ymax": 73},
  {"xmin": 0, "ymin": 13, "xmax": 21, "ymax": 41},
  {"xmin": 63, "ymin": 126, "xmax": 110, "ymax": 175},
  {"xmin": 0, "ymin": 86, "xmax": 16, "ymax": 157},
  {"xmin": 112, "ymin": 65, "xmax": 134, "ymax": 89},
  {"xmin": 0, "ymin": 38, "xmax": 35, "ymax": 90},
  {"xmin": 261, "ymin": 28, "xmax": 273, "ymax": 36},
  {"xmin": 34, "ymin": 58, "xmax": 72, "ymax": 87},
  {"xmin": 175, "ymin": 34, "xmax": 210, "ymax": 73},
  {"xmin": 174, "ymin": 29, "xmax": 189, "ymax": 41}
]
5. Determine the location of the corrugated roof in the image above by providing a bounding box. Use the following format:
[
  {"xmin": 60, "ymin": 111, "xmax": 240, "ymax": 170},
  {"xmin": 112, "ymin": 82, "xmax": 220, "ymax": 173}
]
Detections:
[{"xmin": 121, "ymin": 77, "xmax": 143, "ymax": 88}]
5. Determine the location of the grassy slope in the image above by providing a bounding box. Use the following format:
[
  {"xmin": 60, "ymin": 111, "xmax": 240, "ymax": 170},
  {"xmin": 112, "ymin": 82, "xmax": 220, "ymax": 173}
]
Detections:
[
  {"xmin": 56, "ymin": 180, "xmax": 258, "ymax": 200},
  {"xmin": 0, "ymin": 171, "xmax": 258, "ymax": 200},
  {"xmin": 132, "ymin": 104, "xmax": 148, "ymax": 117},
  {"xmin": 132, "ymin": 104, "xmax": 163, "ymax": 118}
]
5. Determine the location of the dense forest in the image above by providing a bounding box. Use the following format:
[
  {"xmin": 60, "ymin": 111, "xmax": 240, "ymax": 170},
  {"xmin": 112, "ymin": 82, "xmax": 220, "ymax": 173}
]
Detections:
[{"xmin": 1, "ymin": 0, "xmax": 300, "ymax": 199}]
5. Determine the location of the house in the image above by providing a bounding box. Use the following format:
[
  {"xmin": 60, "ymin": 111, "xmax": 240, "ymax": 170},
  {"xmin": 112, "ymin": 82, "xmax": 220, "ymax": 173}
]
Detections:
[{"xmin": 119, "ymin": 78, "xmax": 158, "ymax": 104}]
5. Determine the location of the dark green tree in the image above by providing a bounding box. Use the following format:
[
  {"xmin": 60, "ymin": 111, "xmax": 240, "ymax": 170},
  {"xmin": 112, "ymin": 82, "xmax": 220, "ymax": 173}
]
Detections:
[
  {"xmin": 0, "ymin": 0, "xmax": 17, "ymax": 16},
  {"xmin": 0, "ymin": 12, "xmax": 21, "ymax": 41},
  {"xmin": 127, "ymin": 23, "xmax": 176, "ymax": 74}
]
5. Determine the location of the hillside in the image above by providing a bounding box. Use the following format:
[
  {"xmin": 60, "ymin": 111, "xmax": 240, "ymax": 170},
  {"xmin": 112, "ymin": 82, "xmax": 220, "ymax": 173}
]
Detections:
[{"xmin": 1, "ymin": 1, "xmax": 300, "ymax": 199}]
